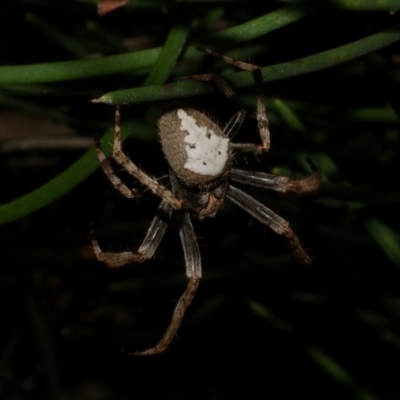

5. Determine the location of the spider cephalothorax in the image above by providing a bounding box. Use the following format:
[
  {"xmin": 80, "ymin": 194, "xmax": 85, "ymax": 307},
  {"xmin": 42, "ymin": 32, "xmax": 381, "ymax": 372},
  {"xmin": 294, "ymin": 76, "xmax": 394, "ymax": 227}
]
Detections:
[{"xmin": 91, "ymin": 48, "xmax": 321, "ymax": 356}]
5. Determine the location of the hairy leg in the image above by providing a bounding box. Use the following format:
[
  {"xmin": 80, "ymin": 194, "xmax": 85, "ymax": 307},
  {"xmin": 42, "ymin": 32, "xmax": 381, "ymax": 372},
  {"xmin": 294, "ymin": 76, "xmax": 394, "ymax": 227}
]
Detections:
[
  {"xmin": 94, "ymin": 138, "xmax": 136, "ymax": 199},
  {"xmin": 230, "ymin": 168, "xmax": 322, "ymax": 195},
  {"xmin": 110, "ymin": 105, "xmax": 182, "ymax": 210},
  {"xmin": 134, "ymin": 209, "xmax": 201, "ymax": 355},
  {"xmin": 91, "ymin": 200, "xmax": 173, "ymax": 268},
  {"xmin": 226, "ymin": 184, "xmax": 313, "ymax": 266},
  {"xmin": 198, "ymin": 47, "xmax": 270, "ymax": 153}
]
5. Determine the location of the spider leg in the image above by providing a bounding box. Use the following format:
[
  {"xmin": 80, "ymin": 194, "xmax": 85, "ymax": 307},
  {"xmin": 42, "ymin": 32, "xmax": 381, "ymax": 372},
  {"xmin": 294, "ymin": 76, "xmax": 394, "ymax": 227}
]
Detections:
[
  {"xmin": 230, "ymin": 168, "xmax": 322, "ymax": 195},
  {"xmin": 226, "ymin": 184, "xmax": 313, "ymax": 266},
  {"xmin": 110, "ymin": 105, "xmax": 182, "ymax": 210},
  {"xmin": 91, "ymin": 200, "xmax": 173, "ymax": 268},
  {"xmin": 198, "ymin": 47, "xmax": 270, "ymax": 153},
  {"xmin": 94, "ymin": 138, "xmax": 136, "ymax": 199},
  {"xmin": 223, "ymin": 110, "xmax": 246, "ymax": 139},
  {"xmin": 135, "ymin": 209, "xmax": 201, "ymax": 355},
  {"xmin": 179, "ymin": 72, "xmax": 246, "ymax": 140}
]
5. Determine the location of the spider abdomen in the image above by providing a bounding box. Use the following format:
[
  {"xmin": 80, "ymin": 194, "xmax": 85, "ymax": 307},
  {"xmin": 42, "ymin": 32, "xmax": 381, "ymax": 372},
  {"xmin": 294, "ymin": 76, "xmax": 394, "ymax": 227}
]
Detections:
[{"xmin": 159, "ymin": 108, "xmax": 231, "ymax": 186}]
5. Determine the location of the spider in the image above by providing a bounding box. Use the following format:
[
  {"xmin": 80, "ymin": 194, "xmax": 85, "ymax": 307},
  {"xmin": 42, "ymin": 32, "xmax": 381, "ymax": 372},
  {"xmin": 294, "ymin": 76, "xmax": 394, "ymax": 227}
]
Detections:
[{"xmin": 91, "ymin": 48, "xmax": 322, "ymax": 356}]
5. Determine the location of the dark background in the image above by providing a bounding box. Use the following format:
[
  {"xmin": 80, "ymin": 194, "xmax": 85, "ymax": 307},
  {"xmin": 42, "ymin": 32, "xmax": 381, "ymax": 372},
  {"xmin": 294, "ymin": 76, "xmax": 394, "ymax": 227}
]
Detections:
[{"xmin": 0, "ymin": 2, "xmax": 399, "ymax": 399}]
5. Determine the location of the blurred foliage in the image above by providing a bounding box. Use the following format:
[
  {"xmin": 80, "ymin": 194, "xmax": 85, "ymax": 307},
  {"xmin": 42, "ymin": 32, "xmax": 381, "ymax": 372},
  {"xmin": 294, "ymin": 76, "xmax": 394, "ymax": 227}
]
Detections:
[{"xmin": 0, "ymin": 1, "xmax": 400, "ymax": 399}]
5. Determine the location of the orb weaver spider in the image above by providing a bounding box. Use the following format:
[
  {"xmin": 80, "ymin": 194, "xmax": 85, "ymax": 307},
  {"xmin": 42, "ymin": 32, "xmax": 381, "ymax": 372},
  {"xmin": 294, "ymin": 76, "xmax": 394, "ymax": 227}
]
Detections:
[{"xmin": 91, "ymin": 48, "xmax": 321, "ymax": 355}]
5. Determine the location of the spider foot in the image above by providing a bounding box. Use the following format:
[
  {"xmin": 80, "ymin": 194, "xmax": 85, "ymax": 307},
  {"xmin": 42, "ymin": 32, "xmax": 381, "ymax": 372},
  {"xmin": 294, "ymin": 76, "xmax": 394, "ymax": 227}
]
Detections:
[
  {"xmin": 129, "ymin": 278, "xmax": 200, "ymax": 356},
  {"xmin": 288, "ymin": 170, "xmax": 322, "ymax": 195}
]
